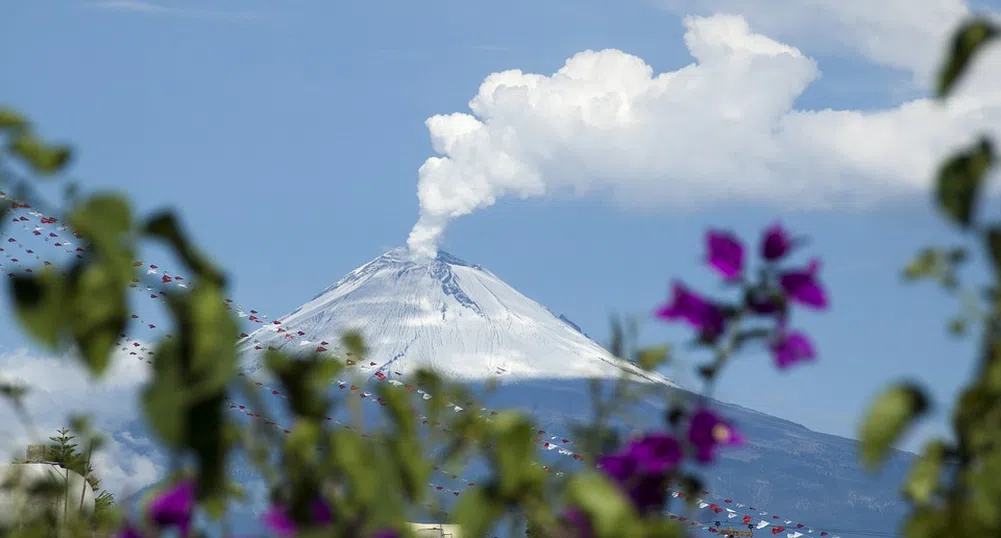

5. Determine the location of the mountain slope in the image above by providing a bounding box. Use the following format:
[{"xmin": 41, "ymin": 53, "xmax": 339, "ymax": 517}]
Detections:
[
  {"xmin": 474, "ymin": 379, "xmax": 909, "ymax": 536},
  {"xmin": 225, "ymin": 248, "xmax": 909, "ymax": 538},
  {"xmin": 238, "ymin": 248, "xmax": 674, "ymax": 385}
]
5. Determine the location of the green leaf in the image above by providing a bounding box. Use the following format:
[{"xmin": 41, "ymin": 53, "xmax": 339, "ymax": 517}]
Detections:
[
  {"xmin": 902, "ymin": 440, "xmax": 947, "ymax": 504},
  {"xmin": 566, "ymin": 471, "xmax": 638, "ymax": 538},
  {"xmin": 903, "ymin": 506, "xmax": 950, "ymax": 538},
  {"xmin": 67, "ymin": 194, "xmax": 134, "ymax": 260},
  {"xmin": 937, "ymin": 18, "xmax": 1000, "ymax": 97},
  {"xmin": 187, "ymin": 395, "xmax": 229, "ymax": 502},
  {"xmin": 947, "ymin": 316, "xmax": 968, "ymax": 336},
  {"xmin": 141, "ymin": 340, "xmax": 189, "ymax": 447},
  {"xmin": 66, "ymin": 259, "xmax": 130, "ymax": 375},
  {"xmin": 984, "ymin": 227, "xmax": 1001, "ymax": 280},
  {"xmin": 330, "ymin": 429, "xmax": 378, "ymax": 508},
  {"xmin": 0, "ymin": 381, "xmax": 29, "ymax": 403},
  {"xmin": 903, "ymin": 249, "xmax": 944, "ymax": 281},
  {"xmin": 608, "ymin": 317, "xmax": 625, "ymax": 359},
  {"xmin": 635, "ymin": 345, "xmax": 670, "ymax": 371},
  {"xmin": 453, "ymin": 483, "xmax": 504, "ymax": 538},
  {"xmin": 935, "ymin": 138, "xmax": 994, "ymax": 228},
  {"xmin": 638, "ymin": 518, "xmax": 685, "ymax": 538},
  {"xmin": 0, "ymin": 108, "xmax": 28, "ymax": 132},
  {"xmin": 185, "ymin": 283, "xmax": 239, "ymax": 395},
  {"xmin": 341, "ymin": 330, "xmax": 367, "ymax": 358},
  {"xmin": 265, "ymin": 350, "xmax": 332, "ymax": 420},
  {"xmin": 286, "ymin": 420, "xmax": 322, "ymax": 465},
  {"xmin": 144, "ymin": 212, "xmax": 225, "ymax": 286},
  {"xmin": 966, "ymin": 447, "xmax": 1001, "ymax": 527},
  {"xmin": 489, "ymin": 412, "xmax": 540, "ymax": 499},
  {"xmin": 379, "ymin": 383, "xmax": 433, "ymax": 500},
  {"xmin": 677, "ymin": 474, "xmax": 704, "ymax": 510},
  {"xmin": 953, "ymin": 385, "xmax": 995, "ymax": 444},
  {"xmin": 380, "ymin": 383, "xmax": 416, "ymax": 434},
  {"xmin": 858, "ymin": 382, "xmax": 930, "ymax": 470},
  {"xmin": 9, "ymin": 268, "xmax": 66, "ymax": 349},
  {"xmin": 8, "ymin": 132, "xmax": 72, "ymax": 175},
  {"xmin": 384, "ymin": 419, "xmax": 430, "ymax": 502}
]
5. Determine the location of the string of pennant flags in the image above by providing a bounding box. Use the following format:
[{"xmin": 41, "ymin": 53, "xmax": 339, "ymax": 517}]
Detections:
[
  {"xmin": 238, "ymin": 371, "xmax": 838, "ymax": 538},
  {"xmin": 222, "ymin": 381, "xmax": 826, "ymax": 538},
  {"xmin": 0, "ymin": 196, "xmax": 842, "ymax": 538},
  {"xmin": 0, "ymin": 192, "xmax": 270, "ymax": 326}
]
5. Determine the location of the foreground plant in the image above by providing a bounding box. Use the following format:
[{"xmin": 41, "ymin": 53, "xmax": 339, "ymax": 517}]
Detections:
[
  {"xmin": 851, "ymin": 15, "xmax": 1001, "ymax": 538},
  {"xmin": 0, "ymin": 14, "xmax": 997, "ymax": 538}
]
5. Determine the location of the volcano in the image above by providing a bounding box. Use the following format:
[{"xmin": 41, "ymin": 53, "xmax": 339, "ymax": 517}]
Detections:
[
  {"xmin": 227, "ymin": 248, "xmax": 911, "ymax": 538},
  {"xmin": 237, "ymin": 247, "xmax": 674, "ymax": 385}
]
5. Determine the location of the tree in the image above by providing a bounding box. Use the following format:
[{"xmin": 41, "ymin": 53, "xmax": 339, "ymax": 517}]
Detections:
[
  {"xmin": 9, "ymin": 427, "xmax": 118, "ymax": 525},
  {"xmin": 45, "ymin": 428, "xmax": 96, "ymax": 489}
]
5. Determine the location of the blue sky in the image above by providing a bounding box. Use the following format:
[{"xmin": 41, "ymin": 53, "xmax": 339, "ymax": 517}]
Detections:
[{"xmin": 3, "ymin": 0, "xmax": 1001, "ymax": 493}]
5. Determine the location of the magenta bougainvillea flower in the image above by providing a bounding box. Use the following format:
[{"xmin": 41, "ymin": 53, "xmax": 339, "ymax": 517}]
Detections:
[
  {"xmin": 625, "ymin": 473, "xmax": 670, "ymax": 514},
  {"xmin": 562, "ymin": 507, "xmax": 595, "ymax": 538},
  {"xmin": 656, "ymin": 282, "xmax": 726, "ymax": 339},
  {"xmin": 311, "ymin": 498, "xmax": 334, "ymax": 525},
  {"xmin": 625, "ymin": 433, "xmax": 682, "ymax": 474},
  {"xmin": 760, "ymin": 222, "xmax": 797, "ymax": 261},
  {"xmin": 262, "ymin": 506, "xmax": 297, "ymax": 538},
  {"xmin": 779, "ymin": 259, "xmax": 828, "ymax": 309},
  {"xmin": 687, "ymin": 408, "xmax": 743, "ymax": 463},
  {"xmin": 148, "ymin": 479, "xmax": 196, "ymax": 536},
  {"xmin": 706, "ymin": 230, "xmax": 745, "ymax": 280},
  {"xmin": 115, "ymin": 524, "xmax": 145, "ymax": 538},
  {"xmin": 263, "ymin": 496, "xmax": 333, "ymax": 537},
  {"xmin": 771, "ymin": 330, "xmax": 816, "ymax": 368},
  {"xmin": 596, "ymin": 433, "xmax": 682, "ymax": 513},
  {"xmin": 597, "ymin": 452, "xmax": 638, "ymax": 483}
]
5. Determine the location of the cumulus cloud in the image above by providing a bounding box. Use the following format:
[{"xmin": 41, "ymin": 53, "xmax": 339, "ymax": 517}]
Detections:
[
  {"xmin": 406, "ymin": 13, "xmax": 1001, "ymax": 257},
  {"xmin": 0, "ymin": 347, "xmax": 163, "ymax": 497},
  {"xmin": 659, "ymin": 0, "xmax": 971, "ymax": 84}
]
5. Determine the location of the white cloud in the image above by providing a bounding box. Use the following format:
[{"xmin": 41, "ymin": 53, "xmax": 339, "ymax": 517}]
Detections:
[
  {"xmin": 0, "ymin": 347, "xmax": 164, "ymax": 497},
  {"xmin": 406, "ymin": 13, "xmax": 1001, "ymax": 257},
  {"xmin": 90, "ymin": 0, "xmax": 170, "ymax": 13},
  {"xmin": 658, "ymin": 0, "xmax": 971, "ymax": 85},
  {"xmin": 87, "ymin": 0, "xmax": 262, "ymax": 21}
]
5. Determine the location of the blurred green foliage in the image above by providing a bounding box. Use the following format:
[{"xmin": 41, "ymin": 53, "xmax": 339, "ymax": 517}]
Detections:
[
  {"xmin": 856, "ymin": 13, "xmax": 1001, "ymax": 538},
  {"xmin": 0, "ymin": 12, "xmax": 1000, "ymax": 538}
]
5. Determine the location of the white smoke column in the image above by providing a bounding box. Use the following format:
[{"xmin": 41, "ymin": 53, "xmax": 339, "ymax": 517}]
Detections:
[{"xmin": 407, "ymin": 13, "xmax": 1001, "ymax": 256}]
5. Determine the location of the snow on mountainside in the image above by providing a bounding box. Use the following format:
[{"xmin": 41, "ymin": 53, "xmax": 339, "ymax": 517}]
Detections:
[{"xmin": 238, "ymin": 248, "xmax": 675, "ymax": 385}]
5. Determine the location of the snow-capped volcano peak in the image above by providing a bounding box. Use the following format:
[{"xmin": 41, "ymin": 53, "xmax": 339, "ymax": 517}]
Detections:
[{"xmin": 239, "ymin": 248, "xmax": 675, "ymax": 385}]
